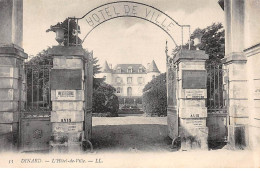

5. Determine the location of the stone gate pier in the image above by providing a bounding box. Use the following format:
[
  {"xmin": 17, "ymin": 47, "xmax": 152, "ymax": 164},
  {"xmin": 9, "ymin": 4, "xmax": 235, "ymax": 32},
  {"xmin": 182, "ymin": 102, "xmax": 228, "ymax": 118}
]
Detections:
[
  {"xmin": 48, "ymin": 46, "xmax": 92, "ymax": 152},
  {"xmin": 173, "ymin": 49, "xmax": 209, "ymax": 150},
  {"xmin": 219, "ymin": 0, "xmax": 260, "ymax": 150},
  {"xmin": 0, "ymin": 0, "xmax": 28, "ymax": 151}
]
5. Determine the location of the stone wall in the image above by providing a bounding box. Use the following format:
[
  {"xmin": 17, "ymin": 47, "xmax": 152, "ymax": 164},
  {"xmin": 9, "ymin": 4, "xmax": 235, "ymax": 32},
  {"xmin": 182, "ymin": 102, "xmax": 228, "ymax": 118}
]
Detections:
[{"xmin": 0, "ymin": 45, "xmax": 27, "ymax": 151}]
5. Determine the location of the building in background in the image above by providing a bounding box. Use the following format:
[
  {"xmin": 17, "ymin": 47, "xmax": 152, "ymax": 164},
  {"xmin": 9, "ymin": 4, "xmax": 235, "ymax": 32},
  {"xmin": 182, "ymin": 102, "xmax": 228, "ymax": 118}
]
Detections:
[{"xmin": 97, "ymin": 60, "xmax": 160, "ymax": 107}]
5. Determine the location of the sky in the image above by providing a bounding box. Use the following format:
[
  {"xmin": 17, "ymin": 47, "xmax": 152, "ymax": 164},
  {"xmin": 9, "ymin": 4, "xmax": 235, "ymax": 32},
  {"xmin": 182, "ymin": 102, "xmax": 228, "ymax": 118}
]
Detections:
[{"xmin": 23, "ymin": 0, "xmax": 224, "ymax": 72}]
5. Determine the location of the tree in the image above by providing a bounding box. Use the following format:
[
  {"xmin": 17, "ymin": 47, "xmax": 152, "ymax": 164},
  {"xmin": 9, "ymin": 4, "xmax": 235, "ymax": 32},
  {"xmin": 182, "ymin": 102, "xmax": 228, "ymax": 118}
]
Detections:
[
  {"xmin": 175, "ymin": 22, "xmax": 225, "ymax": 66},
  {"xmin": 92, "ymin": 57, "xmax": 102, "ymax": 77},
  {"xmin": 142, "ymin": 73, "xmax": 167, "ymax": 116},
  {"xmin": 92, "ymin": 82, "xmax": 119, "ymax": 116},
  {"xmin": 179, "ymin": 23, "xmax": 225, "ymax": 109}
]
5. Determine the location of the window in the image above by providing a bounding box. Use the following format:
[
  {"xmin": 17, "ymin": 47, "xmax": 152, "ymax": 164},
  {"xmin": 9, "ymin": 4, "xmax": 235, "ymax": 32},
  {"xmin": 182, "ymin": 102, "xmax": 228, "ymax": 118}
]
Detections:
[
  {"xmin": 116, "ymin": 87, "xmax": 121, "ymax": 93},
  {"xmin": 127, "ymin": 67, "xmax": 132, "ymax": 73},
  {"xmin": 137, "ymin": 77, "xmax": 143, "ymax": 84},
  {"xmin": 127, "ymin": 87, "xmax": 132, "ymax": 96},
  {"xmin": 117, "ymin": 67, "xmax": 121, "ymax": 73},
  {"xmin": 116, "ymin": 77, "xmax": 121, "ymax": 83},
  {"xmin": 127, "ymin": 77, "xmax": 132, "ymax": 84},
  {"xmin": 138, "ymin": 67, "xmax": 143, "ymax": 73}
]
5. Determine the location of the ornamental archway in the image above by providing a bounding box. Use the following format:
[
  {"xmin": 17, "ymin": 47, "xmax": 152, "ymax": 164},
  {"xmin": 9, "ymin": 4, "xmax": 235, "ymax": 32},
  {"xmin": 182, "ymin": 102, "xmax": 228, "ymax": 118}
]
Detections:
[{"xmin": 66, "ymin": 1, "xmax": 191, "ymax": 48}]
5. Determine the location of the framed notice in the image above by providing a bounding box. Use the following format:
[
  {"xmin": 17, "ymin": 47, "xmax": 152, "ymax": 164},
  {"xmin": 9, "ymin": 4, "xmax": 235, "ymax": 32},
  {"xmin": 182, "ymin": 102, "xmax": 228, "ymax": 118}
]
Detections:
[
  {"xmin": 51, "ymin": 69, "xmax": 82, "ymax": 90},
  {"xmin": 55, "ymin": 90, "xmax": 76, "ymax": 100},
  {"xmin": 182, "ymin": 70, "xmax": 207, "ymax": 89}
]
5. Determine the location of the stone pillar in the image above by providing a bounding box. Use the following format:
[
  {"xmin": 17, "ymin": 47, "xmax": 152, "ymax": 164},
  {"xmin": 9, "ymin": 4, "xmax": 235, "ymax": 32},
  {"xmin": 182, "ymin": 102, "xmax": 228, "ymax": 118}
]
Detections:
[
  {"xmin": 0, "ymin": 0, "xmax": 23, "ymax": 47},
  {"xmin": 174, "ymin": 49, "xmax": 209, "ymax": 151},
  {"xmin": 245, "ymin": 44, "xmax": 260, "ymax": 151},
  {"xmin": 0, "ymin": 0, "xmax": 28, "ymax": 151},
  {"xmin": 222, "ymin": 54, "xmax": 249, "ymax": 148},
  {"xmin": 48, "ymin": 46, "xmax": 87, "ymax": 153},
  {"xmin": 244, "ymin": 0, "xmax": 260, "ymax": 151},
  {"xmin": 222, "ymin": 0, "xmax": 249, "ymax": 148}
]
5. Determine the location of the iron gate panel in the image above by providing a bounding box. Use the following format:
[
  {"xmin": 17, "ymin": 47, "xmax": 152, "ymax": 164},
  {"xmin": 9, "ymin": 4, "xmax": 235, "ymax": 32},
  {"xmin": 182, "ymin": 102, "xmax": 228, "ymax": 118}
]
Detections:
[
  {"xmin": 19, "ymin": 64, "xmax": 52, "ymax": 151},
  {"xmin": 206, "ymin": 65, "xmax": 229, "ymax": 142},
  {"xmin": 84, "ymin": 53, "xmax": 93, "ymax": 140},
  {"xmin": 20, "ymin": 116, "xmax": 51, "ymax": 152},
  {"xmin": 166, "ymin": 62, "xmax": 178, "ymax": 140}
]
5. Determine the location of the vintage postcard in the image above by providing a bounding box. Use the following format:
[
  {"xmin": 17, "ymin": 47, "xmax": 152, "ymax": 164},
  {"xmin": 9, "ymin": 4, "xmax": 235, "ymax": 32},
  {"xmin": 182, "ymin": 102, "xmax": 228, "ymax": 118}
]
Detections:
[{"xmin": 0, "ymin": 0, "xmax": 259, "ymax": 168}]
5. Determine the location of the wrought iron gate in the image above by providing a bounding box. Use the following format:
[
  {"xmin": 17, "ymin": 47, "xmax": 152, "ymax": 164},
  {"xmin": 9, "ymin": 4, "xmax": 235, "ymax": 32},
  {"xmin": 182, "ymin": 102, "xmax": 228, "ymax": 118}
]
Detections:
[
  {"xmin": 206, "ymin": 64, "xmax": 229, "ymax": 143},
  {"xmin": 19, "ymin": 64, "xmax": 52, "ymax": 152}
]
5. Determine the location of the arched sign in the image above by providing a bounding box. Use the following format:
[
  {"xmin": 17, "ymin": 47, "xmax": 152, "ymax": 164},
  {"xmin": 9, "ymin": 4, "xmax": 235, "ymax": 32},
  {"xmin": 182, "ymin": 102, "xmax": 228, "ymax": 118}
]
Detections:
[{"xmin": 70, "ymin": 1, "xmax": 190, "ymax": 47}]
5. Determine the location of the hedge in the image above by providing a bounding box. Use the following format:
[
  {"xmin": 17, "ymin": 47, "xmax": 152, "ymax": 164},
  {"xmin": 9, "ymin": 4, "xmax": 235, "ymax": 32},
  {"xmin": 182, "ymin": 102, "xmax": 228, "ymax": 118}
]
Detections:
[{"xmin": 142, "ymin": 73, "xmax": 167, "ymax": 116}]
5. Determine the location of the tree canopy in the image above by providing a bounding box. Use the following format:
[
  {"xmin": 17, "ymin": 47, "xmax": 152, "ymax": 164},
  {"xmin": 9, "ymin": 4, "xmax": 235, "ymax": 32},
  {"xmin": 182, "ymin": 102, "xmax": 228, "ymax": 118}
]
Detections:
[{"xmin": 174, "ymin": 22, "xmax": 225, "ymax": 66}]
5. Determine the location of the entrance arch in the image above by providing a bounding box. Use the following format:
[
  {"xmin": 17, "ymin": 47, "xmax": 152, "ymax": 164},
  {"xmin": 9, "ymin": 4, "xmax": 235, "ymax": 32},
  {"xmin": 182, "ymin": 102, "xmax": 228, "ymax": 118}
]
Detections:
[{"xmin": 68, "ymin": 1, "xmax": 191, "ymax": 48}]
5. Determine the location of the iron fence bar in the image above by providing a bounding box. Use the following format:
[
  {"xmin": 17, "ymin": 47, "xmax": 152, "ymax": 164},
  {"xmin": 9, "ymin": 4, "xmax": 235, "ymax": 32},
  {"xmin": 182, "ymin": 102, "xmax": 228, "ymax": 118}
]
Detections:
[
  {"xmin": 42, "ymin": 66, "xmax": 45, "ymax": 108},
  {"xmin": 217, "ymin": 65, "xmax": 220, "ymax": 108},
  {"xmin": 31, "ymin": 67, "xmax": 33, "ymax": 109},
  {"xmin": 223, "ymin": 70, "xmax": 226, "ymax": 109},
  {"xmin": 25, "ymin": 65, "xmax": 28, "ymax": 111},
  {"xmin": 213, "ymin": 66, "xmax": 216, "ymax": 108},
  {"xmin": 48, "ymin": 66, "xmax": 51, "ymax": 109},
  {"xmin": 209, "ymin": 65, "xmax": 212, "ymax": 108},
  {"xmin": 37, "ymin": 68, "xmax": 40, "ymax": 109}
]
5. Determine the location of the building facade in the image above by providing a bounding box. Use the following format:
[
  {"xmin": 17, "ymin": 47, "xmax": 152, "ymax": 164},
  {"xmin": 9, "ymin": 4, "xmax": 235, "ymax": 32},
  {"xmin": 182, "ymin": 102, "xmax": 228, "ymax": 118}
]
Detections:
[{"xmin": 98, "ymin": 60, "xmax": 160, "ymax": 100}]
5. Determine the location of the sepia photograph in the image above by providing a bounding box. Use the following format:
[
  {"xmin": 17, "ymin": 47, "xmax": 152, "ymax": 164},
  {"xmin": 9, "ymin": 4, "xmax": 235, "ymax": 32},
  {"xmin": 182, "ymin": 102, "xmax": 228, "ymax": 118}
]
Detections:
[{"xmin": 0, "ymin": 0, "xmax": 259, "ymax": 168}]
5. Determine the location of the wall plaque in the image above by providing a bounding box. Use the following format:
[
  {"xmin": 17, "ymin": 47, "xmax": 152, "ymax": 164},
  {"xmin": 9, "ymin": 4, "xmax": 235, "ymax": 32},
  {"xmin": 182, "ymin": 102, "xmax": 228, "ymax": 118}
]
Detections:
[
  {"xmin": 56, "ymin": 90, "xmax": 76, "ymax": 100},
  {"xmin": 182, "ymin": 70, "xmax": 207, "ymax": 89},
  {"xmin": 51, "ymin": 69, "xmax": 82, "ymax": 90},
  {"xmin": 185, "ymin": 89, "xmax": 206, "ymax": 99}
]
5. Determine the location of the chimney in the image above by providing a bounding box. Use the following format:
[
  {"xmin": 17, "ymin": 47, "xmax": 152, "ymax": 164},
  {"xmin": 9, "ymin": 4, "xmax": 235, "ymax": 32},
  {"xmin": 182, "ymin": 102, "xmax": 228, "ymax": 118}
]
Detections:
[{"xmin": 147, "ymin": 63, "xmax": 150, "ymax": 69}]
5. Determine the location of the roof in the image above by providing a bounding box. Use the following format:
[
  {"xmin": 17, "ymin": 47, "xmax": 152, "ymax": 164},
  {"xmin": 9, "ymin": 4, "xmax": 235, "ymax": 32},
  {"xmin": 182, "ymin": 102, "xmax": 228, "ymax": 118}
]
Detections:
[
  {"xmin": 102, "ymin": 61, "xmax": 112, "ymax": 73},
  {"xmin": 113, "ymin": 64, "xmax": 146, "ymax": 74},
  {"xmin": 147, "ymin": 60, "xmax": 160, "ymax": 73}
]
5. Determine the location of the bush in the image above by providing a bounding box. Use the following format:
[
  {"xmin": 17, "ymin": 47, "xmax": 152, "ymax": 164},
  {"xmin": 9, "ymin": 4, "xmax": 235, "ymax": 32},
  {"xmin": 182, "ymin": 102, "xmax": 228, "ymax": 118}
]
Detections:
[
  {"xmin": 142, "ymin": 73, "xmax": 167, "ymax": 116},
  {"xmin": 92, "ymin": 82, "xmax": 119, "ymax": 116}
]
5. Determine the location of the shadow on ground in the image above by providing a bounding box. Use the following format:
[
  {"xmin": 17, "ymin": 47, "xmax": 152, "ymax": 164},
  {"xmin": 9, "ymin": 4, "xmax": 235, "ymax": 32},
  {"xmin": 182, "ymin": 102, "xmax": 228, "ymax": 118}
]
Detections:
[{"xmin": 91, "ymin": 124, "xmax": 173, "ymax": 152}]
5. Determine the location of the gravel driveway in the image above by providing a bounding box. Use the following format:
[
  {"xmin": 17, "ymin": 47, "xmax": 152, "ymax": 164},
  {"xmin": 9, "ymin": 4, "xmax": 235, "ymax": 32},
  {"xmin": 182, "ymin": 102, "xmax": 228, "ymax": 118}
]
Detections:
[{"xmin": 91, "ymin": 115, "xmax": 173, "ymax": 152}]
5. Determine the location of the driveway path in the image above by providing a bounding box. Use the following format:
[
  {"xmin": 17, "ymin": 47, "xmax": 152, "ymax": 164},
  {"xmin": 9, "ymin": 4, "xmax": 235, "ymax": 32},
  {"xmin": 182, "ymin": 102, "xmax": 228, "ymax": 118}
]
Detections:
[{"xmin": 91, "ymin": 115, "xmax": 172, "ymax": 152}]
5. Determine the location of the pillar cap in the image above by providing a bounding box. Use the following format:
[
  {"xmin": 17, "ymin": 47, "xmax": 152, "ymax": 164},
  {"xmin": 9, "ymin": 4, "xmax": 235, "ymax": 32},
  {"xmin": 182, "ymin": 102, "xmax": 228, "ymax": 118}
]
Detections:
[
  {"xmin": 222, "ymin": 52, "xmax": 247, "ymax": 64},
  {"xmin": 48, "ymin": 46, "xmax": 89, "ymax": 59},
  {"xmin": 173, "ymin": 49, "xmax": 209, "ymax": 64},
  {"xmin": 0, "ymin": 44, "xmax": 28, "ymax": 60}
]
